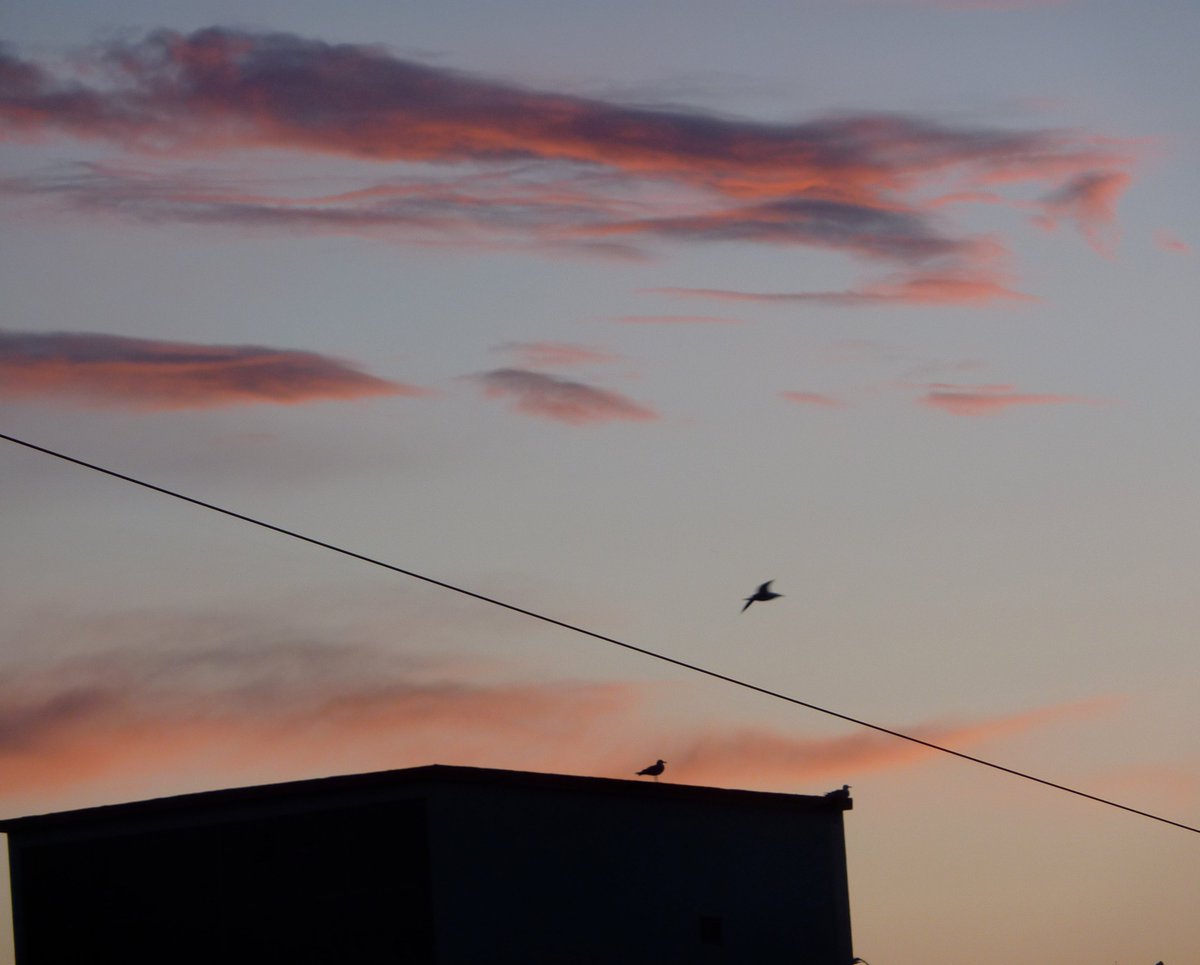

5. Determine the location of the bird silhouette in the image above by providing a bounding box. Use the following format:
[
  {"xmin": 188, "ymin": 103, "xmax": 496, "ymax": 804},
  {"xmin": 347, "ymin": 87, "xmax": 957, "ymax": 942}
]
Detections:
[
  {"xmin": 637, "ymin": 759, "xmax": 666, "ymax": 781},
  {"xmin": 824, "ymin": 784, "xmax": 851, "ymax": 799},
  {"xmin": 742, "ymin": 580, "xmax": 782, "ymax": 612}
]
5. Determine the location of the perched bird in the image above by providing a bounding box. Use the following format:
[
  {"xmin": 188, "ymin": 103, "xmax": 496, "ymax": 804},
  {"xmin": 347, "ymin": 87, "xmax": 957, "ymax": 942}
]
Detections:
[
  {"xmin": 742, "ymin": 580, "xmax": 782, "ymax": 612},
  {"xmin": 637, "ymin": 759, "xmax": 666, "ymax": 781},
  {"xmin": 824, "ymin": 784, "xmax": 851, "ymax": 799}
]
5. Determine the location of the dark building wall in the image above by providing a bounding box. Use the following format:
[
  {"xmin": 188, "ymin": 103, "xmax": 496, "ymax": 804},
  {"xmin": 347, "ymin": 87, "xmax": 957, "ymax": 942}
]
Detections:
[
  {"xmin": 2, "ymin": 766, "xmax": 852, "ymax": 965},
  {"xmin": 424, "ymin": 781, "xmax": 852, "ymax": 964},
  {"xmin": 8, "ymin": 798, "xmax": 434, "ymax": 965}
]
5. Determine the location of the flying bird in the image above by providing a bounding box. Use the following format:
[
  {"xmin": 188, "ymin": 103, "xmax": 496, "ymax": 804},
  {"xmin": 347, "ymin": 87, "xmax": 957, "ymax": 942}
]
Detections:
[
  {"xmin": 637, "ymin": 759, "xmax": 666, "ymax": 781},
  {"xmin": 742, "ymin": 580, "xmax": 782, "ymax": 612}
]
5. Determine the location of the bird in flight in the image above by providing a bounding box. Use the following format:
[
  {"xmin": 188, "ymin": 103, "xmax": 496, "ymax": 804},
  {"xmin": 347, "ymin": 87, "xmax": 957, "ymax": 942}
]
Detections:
[
  {"xmin": 637, "ymin": 759, "xmax": 666, "ymax": 781},
  {"xmin": 742, "ymin": 580, "xmax": 782, "ymax": 612}
]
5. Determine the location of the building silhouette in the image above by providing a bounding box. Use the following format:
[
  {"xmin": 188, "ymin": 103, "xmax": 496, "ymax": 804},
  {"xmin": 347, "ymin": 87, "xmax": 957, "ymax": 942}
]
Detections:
[{"xmin": 2, "ymin": 764, "xmax": 855, "ymax": 964}]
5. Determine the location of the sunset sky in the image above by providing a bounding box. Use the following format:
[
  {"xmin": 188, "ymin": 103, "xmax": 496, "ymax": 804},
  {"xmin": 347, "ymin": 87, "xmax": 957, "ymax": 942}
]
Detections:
[{"xmin": 2, "ymin": 1, "xmax": 1198, "ymax": 961}]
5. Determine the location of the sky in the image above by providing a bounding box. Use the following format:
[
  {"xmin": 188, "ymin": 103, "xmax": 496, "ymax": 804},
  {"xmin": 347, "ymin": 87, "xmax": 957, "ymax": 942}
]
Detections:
[{"xmin": 1, "ymin": 0, "xmax": 1198, "ymax": 961}]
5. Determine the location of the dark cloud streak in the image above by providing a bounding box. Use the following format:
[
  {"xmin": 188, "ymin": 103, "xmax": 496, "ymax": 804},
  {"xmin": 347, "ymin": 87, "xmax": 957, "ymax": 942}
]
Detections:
[
  {"xmin": 0, "ymin": 29, "xmax": 1139, "ymax": 286},
  {"xmin": 1, "ymin": 31, "xmax": 1121, "ymax": 190},
  {"xmin": 0, "ymin": 329, "xmax": 428, "ymax": 409},
  {"xmin": 471, "ymin": 368, "xmax": 657, "ymax": 424}
]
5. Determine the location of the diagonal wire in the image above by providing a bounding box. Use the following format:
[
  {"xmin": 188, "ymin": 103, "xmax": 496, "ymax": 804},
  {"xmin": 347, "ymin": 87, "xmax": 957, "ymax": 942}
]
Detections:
[{"xmin": 2, "ymin": 429, "xmax": 1197, "ymax": 835}]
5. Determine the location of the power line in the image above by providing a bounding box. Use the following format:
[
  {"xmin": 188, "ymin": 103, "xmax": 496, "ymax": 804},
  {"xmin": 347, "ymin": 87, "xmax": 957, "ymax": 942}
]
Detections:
[{"xmin": 3, "ymin": 429, "xmax": 1197, "ymax": 836}]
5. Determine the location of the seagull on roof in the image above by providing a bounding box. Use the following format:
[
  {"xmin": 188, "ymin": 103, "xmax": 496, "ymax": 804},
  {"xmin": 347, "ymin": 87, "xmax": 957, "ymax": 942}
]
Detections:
[
  {"xmin": 637, "ymin": 759, "xmax": 666, "ymax": 781},
  {"xmin": 742, "ymin": 580, "xmax": 782, "ymax": 612}
]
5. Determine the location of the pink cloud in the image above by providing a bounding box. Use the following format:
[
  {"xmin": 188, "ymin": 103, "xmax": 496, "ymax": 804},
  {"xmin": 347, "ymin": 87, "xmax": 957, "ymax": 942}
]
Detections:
[
  {"xmin": 471, "ymin": 368, "xmax": 657, "ymax": 424},
  {"xmin": 919, "ymin": 382, "xmax": 1098, "ymax": 415},
  {"xmin": 923, "ymin": 190, "xmax": 1010, "ymax": 208},
  {"xmin": 1154, "ymin": 230, "xmax": 1191, "ymax": 255},
  {"xmin": 779, "ymin": 391, "xmax": 847, "ymax": 408},
  {"xmin": 0, "ymin": 162, "xmax": 657, "ymax": 257},
  {"xmin": 0, "ymin": 634, "xmax": 1123, "ymax": 810},
  {"xmin": 0, "ymin": 30, "xmax": 1139, "ymax": 288},
  {"xmin": 494, "ymin": 341, "xmax": 621, "ymax": 368},
  {"xmin": 0, "ymin": 330, "xmax": 427, "ymax": 410},
  {"xmin": 0, "ymin": 644, "xmax": 639, "ymax": 807},
  {"xmin": 868, "ymin": 272, "xmax": 1034, "ymax": 304},
  {"xmin": 1036, "ymin": 170, "xmax": 1132, "ymax": 254},
  {"xmin": 642, "ymin": 269, "xmax": 1032, "ymax": 307},
  {"xmin": 0, "ymin": 33, "xmax": 1130, "ymax": 199},
  {"xmin": 583, "ymin": 197, "xmax": 989, "ymax": 267}
]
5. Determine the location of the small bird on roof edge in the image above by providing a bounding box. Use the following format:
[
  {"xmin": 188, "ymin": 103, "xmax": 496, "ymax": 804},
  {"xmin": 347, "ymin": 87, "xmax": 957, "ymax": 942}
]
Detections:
[
  {"xmin": 824, "ymin": 784, "xmax": 851, "ymax": 798},
  {"xmin": 637, "ymin": 759, "xmax": 666, "ymax": 781},
  {"xmin": 742, "ymin": 580, "xmax": 782, "ymax": 612}
]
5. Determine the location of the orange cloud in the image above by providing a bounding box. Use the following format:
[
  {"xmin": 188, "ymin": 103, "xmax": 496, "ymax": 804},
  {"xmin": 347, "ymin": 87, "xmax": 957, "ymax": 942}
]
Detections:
[
  {"xmin": 866, "ymin": 272, "xmax": 1035, "ymax": 304},
  {"xmin": 0, "ymin": 631, "xmax": 1126, "ymax": 814},
  {"xmin": 0, "ymin": 629, "xmax": 617, "ymax": 810},
  {"xmin": 918, "ymin": 382, "xmax": 1098, "ymax": 415},
  {"xmin": 471, "ymin": 368, "xmax": 657, "ymax": 425},
  {"xmin": 923, "ymin": 190, "xmax": 1010, "ymax": 208},
  {"xmin": 0, "ymin": 655, "xmax": 638, "ymax": 809},
  {"xmin": 0, "ymin": 330, "xmax": 427, "ymax": 410},
  {"xmin": 642, "ymin": 269, "xmax": 1031, "ymax": 307},
  {"xmin": 779, "ymin": 391, "xmax": 847, "ymax": 408},
  {"xmin": 672, "ymin": 696, "xmax": 1122, "ymax": 790}
]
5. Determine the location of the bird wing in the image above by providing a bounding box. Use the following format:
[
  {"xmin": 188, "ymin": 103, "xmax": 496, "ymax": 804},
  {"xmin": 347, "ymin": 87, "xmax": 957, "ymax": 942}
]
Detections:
[
  {"xmin": 758, "ymin": 580, "xmax": 774, "ymax": 593},
  {"xmin": 741, "ymin": 597, "xmax": 753, "ymax": 612}
]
